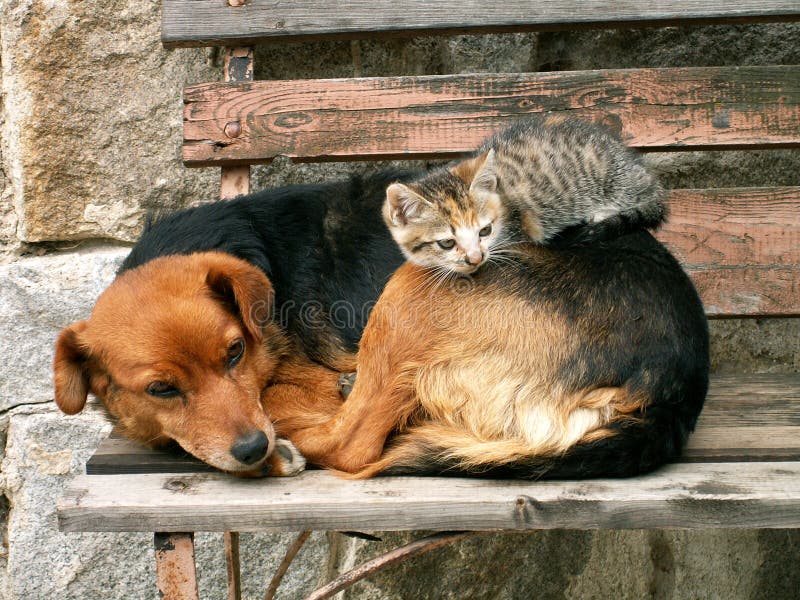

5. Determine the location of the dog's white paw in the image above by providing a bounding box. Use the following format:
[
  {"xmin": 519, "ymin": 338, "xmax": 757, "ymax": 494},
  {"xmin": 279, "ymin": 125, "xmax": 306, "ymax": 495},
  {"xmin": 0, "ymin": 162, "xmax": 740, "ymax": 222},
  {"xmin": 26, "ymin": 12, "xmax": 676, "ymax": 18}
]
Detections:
[{"xmin": 272, "ymin": 438, "xmax": 306, "ymax": 476}]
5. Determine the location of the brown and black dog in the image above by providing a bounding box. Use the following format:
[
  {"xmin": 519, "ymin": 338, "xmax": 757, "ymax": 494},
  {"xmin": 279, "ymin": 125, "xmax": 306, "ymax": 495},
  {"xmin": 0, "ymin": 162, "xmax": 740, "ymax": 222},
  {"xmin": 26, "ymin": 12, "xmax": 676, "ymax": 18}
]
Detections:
[
  {"xmin": 53, "ymin": 173, "xmax": 708, "ymax": 479},
  {"xmin": 269, "ymin": 231, "xmax": 709, "ymax": 479},
  {"xmin": 53, "ymin": 252, "xmax": 343, "ymax": 476}
]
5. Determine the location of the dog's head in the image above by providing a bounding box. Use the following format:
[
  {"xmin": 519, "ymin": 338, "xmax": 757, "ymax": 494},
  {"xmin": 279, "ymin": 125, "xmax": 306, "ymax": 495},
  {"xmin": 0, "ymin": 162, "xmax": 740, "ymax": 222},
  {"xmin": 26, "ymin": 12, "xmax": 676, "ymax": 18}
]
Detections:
[{"xmin": 53, "ymin": 251, "xmax": 288, "ymax": 474}]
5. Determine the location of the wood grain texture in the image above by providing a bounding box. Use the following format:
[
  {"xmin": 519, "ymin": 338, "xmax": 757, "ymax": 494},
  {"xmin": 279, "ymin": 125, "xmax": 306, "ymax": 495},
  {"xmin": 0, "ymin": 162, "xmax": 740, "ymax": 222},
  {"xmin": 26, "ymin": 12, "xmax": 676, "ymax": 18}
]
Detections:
[
  {"xmin": 58, "ymin": 461, "xmax": 800, "ymax": 532},
  {"xmin": 85, "ymin": 374, "xmax": 800, "ymax": 475},
  {"xmin": 161, "ymin": 0, "xmax": 800, "ymax": 48},
  {"xmin": 656, "ymin": 187, "xmax": 800, "ymax": 317},
  {"xmin": 224, "ymin": 531, "xmax": 241, "ymax": 600},
  {"xmin": 182, "ymin": 66, "xmax": 800, "ymax": 165},
  {"xmin": 686, "ymin": 373, "xmax": 800, "ymax": 460}
]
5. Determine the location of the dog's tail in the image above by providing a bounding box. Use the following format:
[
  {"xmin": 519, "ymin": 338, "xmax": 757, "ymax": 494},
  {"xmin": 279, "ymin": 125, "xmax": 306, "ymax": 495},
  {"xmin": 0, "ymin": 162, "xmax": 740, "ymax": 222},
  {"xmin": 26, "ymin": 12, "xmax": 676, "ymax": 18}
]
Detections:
[{"xmin": 347, "ymin": 399, "xmax": 701, "ymax": 481}]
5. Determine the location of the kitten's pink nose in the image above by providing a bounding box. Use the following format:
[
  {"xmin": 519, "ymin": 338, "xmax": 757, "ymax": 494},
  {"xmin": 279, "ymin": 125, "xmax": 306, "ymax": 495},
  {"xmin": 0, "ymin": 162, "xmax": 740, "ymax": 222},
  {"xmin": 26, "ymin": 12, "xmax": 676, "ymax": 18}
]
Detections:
[{"xmin": 465, "ymin": 250, "xmax": 484, "ymax": 266}]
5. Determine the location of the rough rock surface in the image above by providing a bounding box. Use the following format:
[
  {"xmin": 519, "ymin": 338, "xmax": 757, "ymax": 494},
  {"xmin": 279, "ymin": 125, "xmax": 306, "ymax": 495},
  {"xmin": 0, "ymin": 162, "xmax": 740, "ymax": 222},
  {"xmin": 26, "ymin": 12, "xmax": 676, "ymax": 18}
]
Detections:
[
  {"xmin": 0, "ymin": 404, "xmax": 330, "ymax": 599},
  {"xmin": 0, "ymin": 6, "xmax": 798, "ymax": 599},
  {"xmin": 0, "ymin": 245, "xmax": 128, "ymax": 410},
  {"xmin": 1, "ymin": 0, "xmax": 219, "ymax": 243},
  {"xmin": 335, "ymin": 529, "xmax": 780, "ymax": 599}
]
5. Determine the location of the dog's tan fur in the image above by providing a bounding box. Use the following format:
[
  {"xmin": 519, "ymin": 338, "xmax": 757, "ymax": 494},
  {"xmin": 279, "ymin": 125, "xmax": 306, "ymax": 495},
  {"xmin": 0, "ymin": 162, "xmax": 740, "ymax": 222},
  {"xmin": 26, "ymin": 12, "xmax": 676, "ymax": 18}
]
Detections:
[{"xmin": 267, "ymin": 255, "xmax": 644, "ymax": 478}]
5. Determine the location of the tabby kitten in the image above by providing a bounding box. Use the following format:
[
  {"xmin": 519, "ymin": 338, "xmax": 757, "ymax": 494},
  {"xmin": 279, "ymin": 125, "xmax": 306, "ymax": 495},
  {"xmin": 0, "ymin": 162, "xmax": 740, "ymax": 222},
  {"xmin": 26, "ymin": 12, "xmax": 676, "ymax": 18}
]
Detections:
[{"xmin": 383, "ymin": 115, "xmax": 666, "ymax": 274}]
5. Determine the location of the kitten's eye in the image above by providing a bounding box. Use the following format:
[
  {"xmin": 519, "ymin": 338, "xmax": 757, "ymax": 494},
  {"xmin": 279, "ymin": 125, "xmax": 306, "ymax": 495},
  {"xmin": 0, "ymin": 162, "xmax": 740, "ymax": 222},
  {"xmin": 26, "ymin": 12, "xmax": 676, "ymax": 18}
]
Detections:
[
  {"xmin": 437, "ymin": 239, "xmax": 456, "ymax": 250},
  {"xmin": 227, "ymin": 338, "xmax": 245, "ymax": 369},
  {"xmin": 147, "ymin": 382, "xmax": 181, "ymax": 398},
  {"xmin": 479, "ymin": 224, "xmax": 493, "ymax": 237}
]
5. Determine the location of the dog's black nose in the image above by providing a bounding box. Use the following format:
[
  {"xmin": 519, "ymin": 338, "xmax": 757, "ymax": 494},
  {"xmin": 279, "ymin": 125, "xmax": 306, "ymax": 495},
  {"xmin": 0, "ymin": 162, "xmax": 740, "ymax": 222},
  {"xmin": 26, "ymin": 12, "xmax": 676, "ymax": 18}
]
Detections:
[{"xmin": 230, "ymin": 430, "xmax": 270, "ymax": 465}]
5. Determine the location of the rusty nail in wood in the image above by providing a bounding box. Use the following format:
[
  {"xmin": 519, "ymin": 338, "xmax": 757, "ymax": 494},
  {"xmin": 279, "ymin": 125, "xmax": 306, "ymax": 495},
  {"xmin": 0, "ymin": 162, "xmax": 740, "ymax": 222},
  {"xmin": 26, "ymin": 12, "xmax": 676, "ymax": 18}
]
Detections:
[{"xmin": 224, "ymin": 121, "xmax": 241, "ymax": 138}]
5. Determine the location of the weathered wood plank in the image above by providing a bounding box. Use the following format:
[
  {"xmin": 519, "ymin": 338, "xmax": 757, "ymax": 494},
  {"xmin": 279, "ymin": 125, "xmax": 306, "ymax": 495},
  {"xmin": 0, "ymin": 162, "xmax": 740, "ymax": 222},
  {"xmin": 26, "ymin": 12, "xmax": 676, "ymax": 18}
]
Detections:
[
  {"xmin": 58, "ymin": 461, "xmax": 800, "ymax": 532},
  {"xmin": 656, "ymin": 187, "xmax": 800, "ymax": 317},
  {"xmin": 85, "ymin": 374, "xmax": 800, "ymax": 474},
  {"xmin": 85, "ymin": 438, "xmax": 214, "ymax": 475},
  {"xmin": 224, "ymin": 531, "xmax": 242, "ymax": 600},
  {"xmin": 162, "ymin": 0, "xmax": 800, "ymax": 48},
  {"xmin": 682, "ymin": 448, "xmax": 800, "ymax": 462},
  {"xmin": 182, "ymin": 66, "xmax": 800, "ymax": 166}
]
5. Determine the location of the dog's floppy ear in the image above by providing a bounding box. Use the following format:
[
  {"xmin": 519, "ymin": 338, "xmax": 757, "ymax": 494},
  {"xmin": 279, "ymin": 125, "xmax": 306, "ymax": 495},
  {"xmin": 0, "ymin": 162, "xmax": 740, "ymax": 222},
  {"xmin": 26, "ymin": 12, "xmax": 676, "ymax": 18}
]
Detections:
[
  {"xmin": 53, "ymin": 321, "xmax": 91, "ymax": 415},
  {"xmin": 205, "ymin": 257, "xmax": 275, "ymax": 343}
]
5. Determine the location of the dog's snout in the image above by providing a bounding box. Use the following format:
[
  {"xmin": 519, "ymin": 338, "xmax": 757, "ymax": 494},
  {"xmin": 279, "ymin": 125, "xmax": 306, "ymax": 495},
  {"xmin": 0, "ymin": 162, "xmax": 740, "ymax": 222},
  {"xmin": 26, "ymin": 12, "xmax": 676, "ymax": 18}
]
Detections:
[{"xmin": 230, "ymin": 430, "xmax": 270, "ymax": 465}]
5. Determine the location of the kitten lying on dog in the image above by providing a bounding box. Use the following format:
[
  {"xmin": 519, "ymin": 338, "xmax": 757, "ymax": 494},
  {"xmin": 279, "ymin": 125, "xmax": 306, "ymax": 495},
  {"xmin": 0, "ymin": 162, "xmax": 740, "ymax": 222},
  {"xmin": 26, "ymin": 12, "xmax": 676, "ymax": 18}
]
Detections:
[
  {"xmin": 384, "ymin": 115, "xmax": 665, "ymax": 275},
  {"xmin": 53, "ymin": 124, "xmax": 708, "ymax": 479}
]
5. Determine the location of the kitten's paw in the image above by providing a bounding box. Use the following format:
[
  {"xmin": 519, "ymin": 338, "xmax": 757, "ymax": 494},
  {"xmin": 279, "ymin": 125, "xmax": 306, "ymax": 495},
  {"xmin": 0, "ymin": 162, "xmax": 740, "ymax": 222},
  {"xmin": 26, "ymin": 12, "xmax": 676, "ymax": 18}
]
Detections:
[
  {"xmin": 269, "ymin": 438, "xmax": 307, "ymax": 476},
  {"xmin": 338, "ymin": 372, "xmax": 357, "ymax": 399}
]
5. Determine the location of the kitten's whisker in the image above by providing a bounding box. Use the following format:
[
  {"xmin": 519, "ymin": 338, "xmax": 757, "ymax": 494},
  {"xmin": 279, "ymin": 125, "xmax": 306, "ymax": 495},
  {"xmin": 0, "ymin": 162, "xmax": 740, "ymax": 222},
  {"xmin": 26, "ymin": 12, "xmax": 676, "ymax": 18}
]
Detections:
[
  {"xmin": 487, "ymin": 256, "xmax": 517, "ymax": 268},
  {"xmin": 490, "ymin": 238, "xmax": 527, "ymax": 252},
  {"xmin": 412, "ymin": 266, "xmax": 453, "ymax": 297},
  {"xmin": 431, "ymin": 269, "xmax": 454, "ymax": 295}
]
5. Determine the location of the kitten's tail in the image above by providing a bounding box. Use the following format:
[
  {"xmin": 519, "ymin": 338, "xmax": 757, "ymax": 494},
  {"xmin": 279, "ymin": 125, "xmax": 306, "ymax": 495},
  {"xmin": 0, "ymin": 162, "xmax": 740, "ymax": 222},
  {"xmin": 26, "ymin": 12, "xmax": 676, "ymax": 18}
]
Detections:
[
  {"xmin": 549, "ymin": 162, "xmax": 668, "ymax": 247},
  {"xmin": 550, "ymin": 201, "xmax": 667, "ymax": 248}
]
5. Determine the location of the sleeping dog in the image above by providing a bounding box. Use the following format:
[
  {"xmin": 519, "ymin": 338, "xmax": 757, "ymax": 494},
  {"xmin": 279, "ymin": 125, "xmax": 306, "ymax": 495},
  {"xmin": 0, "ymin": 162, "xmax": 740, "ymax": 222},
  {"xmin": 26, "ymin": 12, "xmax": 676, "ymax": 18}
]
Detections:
[
  {"xmin": 53, "ymin": 172, "xmax": 709, "ymax": 478},
  {"xmin": 53, "ymin": 170, "xmax": 412, "ymax": 476}
]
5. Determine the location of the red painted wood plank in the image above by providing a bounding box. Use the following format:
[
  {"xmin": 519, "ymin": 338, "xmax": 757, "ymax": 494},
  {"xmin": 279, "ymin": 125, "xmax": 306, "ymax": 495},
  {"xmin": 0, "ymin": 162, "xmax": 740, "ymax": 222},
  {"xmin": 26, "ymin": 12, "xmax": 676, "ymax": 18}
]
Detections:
[
  {"xmin": 657, "ymin": 187, "xmax": 800, "ymax": 317},
  {"xmin": 183, "ymin": 66, "xmax": 800, "ymax": 166},
  {"xmin": 220, "ymin": 47, "xmax": 254, "ymax": 201}
]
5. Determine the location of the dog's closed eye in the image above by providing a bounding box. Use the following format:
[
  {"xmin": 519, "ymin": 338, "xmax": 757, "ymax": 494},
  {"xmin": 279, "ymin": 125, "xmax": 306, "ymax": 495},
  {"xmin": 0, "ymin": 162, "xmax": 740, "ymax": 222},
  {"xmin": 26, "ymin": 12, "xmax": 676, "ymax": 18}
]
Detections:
[
  {"xmin": 227, "ymin": 338, "xmax": 245, "ymax": 369},
  {"xmin": 147, "ymin": 381, "xmax": 181, "ymax": 398}
]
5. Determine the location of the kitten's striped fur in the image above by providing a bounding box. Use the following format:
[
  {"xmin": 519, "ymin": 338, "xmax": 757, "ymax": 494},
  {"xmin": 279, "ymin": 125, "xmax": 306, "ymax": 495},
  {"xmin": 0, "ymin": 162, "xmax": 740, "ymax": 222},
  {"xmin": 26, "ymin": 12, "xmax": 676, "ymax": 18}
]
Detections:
[{"xmin": 383, "ymin": 115, "xmax": 666, "ymax": 274}]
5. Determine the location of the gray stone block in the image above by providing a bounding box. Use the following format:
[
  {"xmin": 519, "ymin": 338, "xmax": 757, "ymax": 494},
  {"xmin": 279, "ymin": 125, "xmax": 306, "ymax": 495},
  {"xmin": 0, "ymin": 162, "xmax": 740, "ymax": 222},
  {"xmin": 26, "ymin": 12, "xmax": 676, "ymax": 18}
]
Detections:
[
  {"xmin": 0, "ymin": 404, "xmax": 330, "ymax": 599},
  {"xmin": 0, "ymin": 245, "xmax": 128, "ymax": 410},
  {"xmin": 1, "ymin": 0, "xmax": 219, "ymax": 243},
  {"xmin": 332, "ymin": 528, "xmax": 799, "ymax": 599}
]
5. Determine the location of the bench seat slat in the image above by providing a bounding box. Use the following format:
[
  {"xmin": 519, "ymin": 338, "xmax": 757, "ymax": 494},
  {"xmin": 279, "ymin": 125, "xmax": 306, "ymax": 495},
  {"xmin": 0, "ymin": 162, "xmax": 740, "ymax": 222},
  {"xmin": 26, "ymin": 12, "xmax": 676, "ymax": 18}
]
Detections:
[
  {"xmin": 162, "ymin": 0, "xmax": 800, "ymax": 48},
  {"xmin": 58, "ymin": 461, "xmax": 800, "ymax": 532},
  {"xmin": 183, "ymin": 66, "xmax": 800, "ymax": 166},
  {"xmin": 84, "ymin": 374, "xmax": 800, "ymax": 474}
]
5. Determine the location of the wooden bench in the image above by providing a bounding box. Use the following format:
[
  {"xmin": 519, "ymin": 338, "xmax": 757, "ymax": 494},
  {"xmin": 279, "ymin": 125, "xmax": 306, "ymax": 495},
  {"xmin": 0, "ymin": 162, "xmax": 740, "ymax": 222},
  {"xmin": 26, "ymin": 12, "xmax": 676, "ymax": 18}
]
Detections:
[{"xmin": 58, "ymin": 2, "xmax": 800, "ymax": 599}]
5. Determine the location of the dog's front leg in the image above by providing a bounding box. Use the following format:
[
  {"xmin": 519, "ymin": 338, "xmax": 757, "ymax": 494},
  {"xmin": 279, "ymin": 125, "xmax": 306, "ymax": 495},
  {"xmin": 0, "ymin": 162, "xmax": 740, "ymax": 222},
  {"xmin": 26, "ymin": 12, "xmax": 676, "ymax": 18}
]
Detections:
[{"xmin": 274, "ymin": 354, "xmax": 418, "ymax": 474}]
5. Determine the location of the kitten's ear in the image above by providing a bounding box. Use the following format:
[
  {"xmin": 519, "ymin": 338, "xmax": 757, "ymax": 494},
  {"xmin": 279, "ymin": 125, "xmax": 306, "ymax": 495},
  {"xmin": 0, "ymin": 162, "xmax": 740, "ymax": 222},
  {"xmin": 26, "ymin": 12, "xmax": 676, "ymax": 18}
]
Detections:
[
  {"xmin": 469, "ymin": 149, "xmax": 498, "ymax": 194},
  {"xmin": 451, "ymin": 150, "xmax": 498, "ymax": 194},
  {"xmin": 385, "ymin": 183, "xmax": 429, "ymax": 226}
]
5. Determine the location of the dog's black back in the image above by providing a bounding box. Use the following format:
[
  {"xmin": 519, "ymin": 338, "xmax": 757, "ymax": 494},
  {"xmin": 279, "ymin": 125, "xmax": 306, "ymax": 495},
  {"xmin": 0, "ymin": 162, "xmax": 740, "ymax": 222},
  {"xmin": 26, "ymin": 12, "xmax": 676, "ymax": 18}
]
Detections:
[
  {"xmin": 121, "ymin": 170, "xmax": 416, "ymax": 365},
  {"xmin": 517, "ymin": 231, "xmax": 710, "ymax": 478}
]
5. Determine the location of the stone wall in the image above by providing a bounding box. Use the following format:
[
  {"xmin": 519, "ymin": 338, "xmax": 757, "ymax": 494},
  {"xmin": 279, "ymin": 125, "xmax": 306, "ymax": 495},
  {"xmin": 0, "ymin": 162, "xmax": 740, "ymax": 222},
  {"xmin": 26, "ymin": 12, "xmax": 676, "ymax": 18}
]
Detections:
[{"xmin": 0, "ymin": 1, "xmax": 798, "ymax": 598}]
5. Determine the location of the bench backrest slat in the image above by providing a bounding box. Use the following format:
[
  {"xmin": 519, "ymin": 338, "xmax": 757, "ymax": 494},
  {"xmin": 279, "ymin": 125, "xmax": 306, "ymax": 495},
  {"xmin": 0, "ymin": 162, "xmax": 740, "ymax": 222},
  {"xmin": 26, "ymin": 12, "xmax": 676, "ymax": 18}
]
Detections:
[
  {"xmin": 183, "ymin": 66, "xmax": 800, "ymax": 166},
  {"xmin": 658, "ymin": 187, "xmax": 800, "ymax": 317},
  {"xmin": 162, "ymin": 0, "xmax": 800, "ymax": 48}
]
